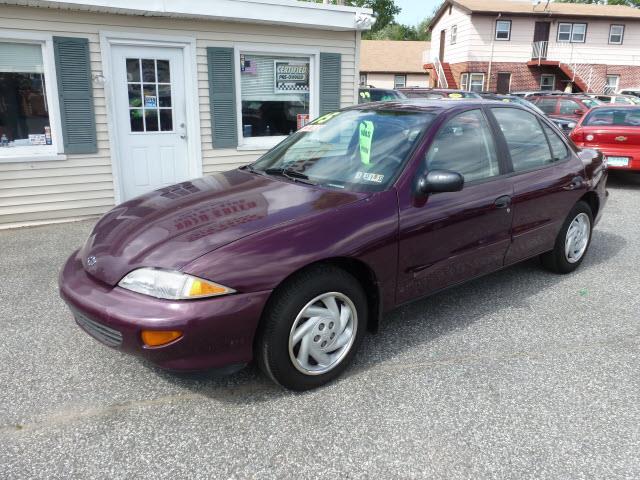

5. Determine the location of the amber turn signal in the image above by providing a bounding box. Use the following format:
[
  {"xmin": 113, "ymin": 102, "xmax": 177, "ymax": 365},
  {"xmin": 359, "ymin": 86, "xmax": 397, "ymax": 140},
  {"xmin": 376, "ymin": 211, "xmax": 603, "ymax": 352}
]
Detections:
[{"xmin": 141, "ymin": 330, "xmax": 183, "ymax": 347}]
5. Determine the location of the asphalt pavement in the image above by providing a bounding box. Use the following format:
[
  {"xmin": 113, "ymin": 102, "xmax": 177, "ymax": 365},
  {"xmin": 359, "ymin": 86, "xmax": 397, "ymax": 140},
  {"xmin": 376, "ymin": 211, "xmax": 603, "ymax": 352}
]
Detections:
[{"xmin": 1, "ymin": 172, "xmax": 639, "ymax": 479}]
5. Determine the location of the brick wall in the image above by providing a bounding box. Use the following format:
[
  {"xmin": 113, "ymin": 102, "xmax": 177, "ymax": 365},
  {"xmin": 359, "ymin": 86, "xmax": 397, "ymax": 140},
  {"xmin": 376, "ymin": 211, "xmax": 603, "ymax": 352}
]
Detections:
[{"xmin": 447, "ymin": 61, "xmax": 640, "ymax": 93}]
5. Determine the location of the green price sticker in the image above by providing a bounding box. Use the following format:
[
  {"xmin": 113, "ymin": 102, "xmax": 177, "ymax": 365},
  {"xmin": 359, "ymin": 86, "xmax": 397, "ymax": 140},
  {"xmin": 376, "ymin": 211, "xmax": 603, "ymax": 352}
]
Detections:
[{"xmin": 359, "ymin": 120, "xmax": 374, "ymax": 165}]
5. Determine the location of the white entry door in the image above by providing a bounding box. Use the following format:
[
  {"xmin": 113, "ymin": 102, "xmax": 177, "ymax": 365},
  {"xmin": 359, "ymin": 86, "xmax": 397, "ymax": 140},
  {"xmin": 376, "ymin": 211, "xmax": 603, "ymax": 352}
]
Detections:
[{"xmin": 111, "ymin": 45, "xmax": 190, "ymax": 200}]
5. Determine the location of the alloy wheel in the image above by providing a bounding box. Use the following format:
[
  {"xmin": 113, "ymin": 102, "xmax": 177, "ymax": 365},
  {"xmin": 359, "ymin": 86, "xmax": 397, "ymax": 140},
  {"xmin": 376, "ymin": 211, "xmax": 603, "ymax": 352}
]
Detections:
[{"xmin": 565, "ymin": 212, "xmax": 591, "ymax": 263}]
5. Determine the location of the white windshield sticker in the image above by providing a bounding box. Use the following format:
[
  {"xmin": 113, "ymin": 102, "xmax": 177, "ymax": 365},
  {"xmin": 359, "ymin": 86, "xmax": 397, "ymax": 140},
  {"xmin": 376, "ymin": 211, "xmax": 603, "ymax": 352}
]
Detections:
[{"xmin": 355, "ymin": 171, "xmax": 384, "ymax": 183}]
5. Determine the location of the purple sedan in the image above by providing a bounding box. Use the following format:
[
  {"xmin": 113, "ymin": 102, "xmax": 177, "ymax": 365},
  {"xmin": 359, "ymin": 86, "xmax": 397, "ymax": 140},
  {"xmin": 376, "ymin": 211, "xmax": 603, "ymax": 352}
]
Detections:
[{"xmin": 59, "ymin": 100, "xmax": 608, "ymax": 390}]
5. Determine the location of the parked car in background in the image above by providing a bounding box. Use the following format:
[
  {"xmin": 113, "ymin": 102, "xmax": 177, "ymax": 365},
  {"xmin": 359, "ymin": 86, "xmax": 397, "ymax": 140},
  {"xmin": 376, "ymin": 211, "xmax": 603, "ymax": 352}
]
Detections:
[
  {"xmin": 60, "ymin": 99, "xmax": 607, "ymax": 391},
  {"xmin": 587, "ymin": 94, "xmax": 640, "ymax": 106},
  {"xmin": 479, "ymin": 93, "xmax": 578, "ymax": 134},
  {"xmin": 570, "ymin": 105, "xmax": 640, "ymax": 171},
  {"xmin": 358, "ymin": 87, "xmax": 406, "ymax": 104},
  {"xmin": 511, "ymin": 90, "xmax": 564, "ymax": 98},
  {"xmin": 399, "ymin": 87, "xmax": 482, "ymax": 99},
  {"xmin": 618, "ymin": 88, "xmax": 640, "ymax": 98},
  {"xmin": 529, "ymin": 95, "xmax": 601, "ymax": 122}
]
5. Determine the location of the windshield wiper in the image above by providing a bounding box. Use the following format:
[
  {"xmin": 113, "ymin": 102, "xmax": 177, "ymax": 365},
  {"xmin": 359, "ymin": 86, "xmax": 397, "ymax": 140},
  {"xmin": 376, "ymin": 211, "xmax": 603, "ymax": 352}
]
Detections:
[{"xmin": 263, "ymin": 167, "xmax": 317, "ymax": 185}]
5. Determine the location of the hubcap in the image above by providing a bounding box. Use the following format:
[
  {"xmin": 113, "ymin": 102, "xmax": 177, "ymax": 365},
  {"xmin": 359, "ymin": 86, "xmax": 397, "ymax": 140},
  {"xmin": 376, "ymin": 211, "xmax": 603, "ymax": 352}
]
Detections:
[
  {"xmin": 565, "ymin": 212, "xmax": 590, "ymax": 263},
  {"xmin": 288, "ymin": 292, "xmax": 357, "ymax": 376}
]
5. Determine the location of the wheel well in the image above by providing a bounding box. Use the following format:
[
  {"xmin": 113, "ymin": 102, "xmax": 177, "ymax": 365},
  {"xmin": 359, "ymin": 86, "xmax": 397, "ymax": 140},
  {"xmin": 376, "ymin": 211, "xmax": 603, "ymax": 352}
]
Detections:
[
  {"xmin": 262, "ymin": 257, "xmax": 382, "ymax": 335},
  {"xmin": 579, "ymin": 191, "xmax": 599, "ymax": 219}
]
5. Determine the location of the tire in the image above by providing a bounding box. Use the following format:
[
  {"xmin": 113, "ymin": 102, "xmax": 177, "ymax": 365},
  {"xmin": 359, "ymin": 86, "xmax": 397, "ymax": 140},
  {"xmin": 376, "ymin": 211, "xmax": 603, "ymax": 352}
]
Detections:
[
  {"xmin": 256, "ymin": 265, "xmax": 367, "ymax": 391},
  {"xmin": 541, "ymin": 201, "xmax": 593, "ymax": 274}
]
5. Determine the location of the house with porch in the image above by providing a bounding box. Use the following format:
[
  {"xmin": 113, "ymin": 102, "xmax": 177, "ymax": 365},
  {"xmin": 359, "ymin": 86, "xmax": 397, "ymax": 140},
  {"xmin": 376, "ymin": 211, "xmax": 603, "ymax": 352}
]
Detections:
[
  {"xmin": 424, "ymin": 0, "xmax": 640, "ymax": 94},
  {"xmin": 0, "ymin": 0, "xmax": 373, "ymax": 229}
]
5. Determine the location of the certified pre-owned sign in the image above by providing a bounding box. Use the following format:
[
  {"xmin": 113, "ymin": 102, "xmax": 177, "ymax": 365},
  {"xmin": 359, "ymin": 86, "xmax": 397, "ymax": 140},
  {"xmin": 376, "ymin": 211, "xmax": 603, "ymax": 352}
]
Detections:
[{"xmin": 275, "ymin": 61, "xmax": 310, "ymax": 94}]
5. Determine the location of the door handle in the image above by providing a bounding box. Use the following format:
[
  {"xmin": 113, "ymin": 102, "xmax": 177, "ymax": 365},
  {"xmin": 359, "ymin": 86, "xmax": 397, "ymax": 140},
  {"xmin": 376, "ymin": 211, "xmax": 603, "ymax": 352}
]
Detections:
[
  {"xmin": 494, "ymin": 195, "xmax": 512, "ymax": 210},
  {"xmin": 563, "ymin": 176, "xmax": 584, "ymax": 191}
]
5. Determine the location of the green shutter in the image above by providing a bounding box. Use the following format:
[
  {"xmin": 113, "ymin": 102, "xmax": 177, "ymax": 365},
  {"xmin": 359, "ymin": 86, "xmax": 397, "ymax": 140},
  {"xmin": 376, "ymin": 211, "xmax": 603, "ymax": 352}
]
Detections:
[
  {"xmin": 53, "ymin": 36, "xmax": 97, "ymax": 154},
  {"xmin": 208, "ymin": 47, "xmax": 237, "ymax": 148},
  {"xmin": 319, "ymin": 53, "xmax": 341, "ymax": 116}
]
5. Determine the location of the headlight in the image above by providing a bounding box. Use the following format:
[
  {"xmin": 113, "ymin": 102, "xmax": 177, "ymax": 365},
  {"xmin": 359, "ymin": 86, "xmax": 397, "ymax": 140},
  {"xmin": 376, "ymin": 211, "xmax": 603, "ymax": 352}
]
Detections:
[{"xmin": 118, "ymin": 268, "xmax": 235, "ymax": 300}]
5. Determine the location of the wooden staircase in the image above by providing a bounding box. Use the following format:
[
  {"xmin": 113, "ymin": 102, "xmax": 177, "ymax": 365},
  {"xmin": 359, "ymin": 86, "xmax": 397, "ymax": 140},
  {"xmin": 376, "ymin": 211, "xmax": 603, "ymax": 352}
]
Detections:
[{"xmin": 441, "ymin": 63, "xmax": 457, "ymax": 89}]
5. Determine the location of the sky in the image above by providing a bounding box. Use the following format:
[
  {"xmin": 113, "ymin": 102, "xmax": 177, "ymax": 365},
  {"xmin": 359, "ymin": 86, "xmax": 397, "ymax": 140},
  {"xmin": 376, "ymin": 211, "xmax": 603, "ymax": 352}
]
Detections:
[{"xmin": 395, "ymin": 0, "xmax": 443, "ymax": 26}]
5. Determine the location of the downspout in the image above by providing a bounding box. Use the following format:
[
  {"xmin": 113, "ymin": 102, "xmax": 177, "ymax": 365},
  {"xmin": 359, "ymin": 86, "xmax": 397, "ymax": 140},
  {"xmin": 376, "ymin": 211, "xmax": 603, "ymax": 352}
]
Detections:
[{"xmin": 487, "ymin": 13, "xmax": 501, "ymax": 92}]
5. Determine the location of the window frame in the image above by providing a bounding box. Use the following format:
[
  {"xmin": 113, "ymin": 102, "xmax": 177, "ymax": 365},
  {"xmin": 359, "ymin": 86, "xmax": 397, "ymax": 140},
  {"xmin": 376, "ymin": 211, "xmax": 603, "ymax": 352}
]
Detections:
[
  {"xmin": 495, "ymin": 20, "xmax": 512, "ymax": 41},
  {"xmin": 394, "ymin": 74, "xmax": 407, "ymax": 89},
  {"xmin": 423, "ymin": 107, "xmax": 506, "ymax": 187},
  {"xmin": 605, "ymin": 74, "xmax": 620, "ymax": 95},
  {"xmin": 359, "ymin": 73, "xmax": 367, "ymax": 87},
  {"xmin": 540, "ymin": 74, "xmax": 556, "ymax": 91},
  {"xmin": 460, "ymin": 73, "xmax": 469, "ymax": 91},
  {"xmin": 450, "ymin": 25, "xmax": 458, "ymax": 45},
  {"xmin": 233, "ymin": 45, "xmax": 319, "ymax": 151},
  {"xmin": 0, "ymin": 31, "xmax": 65, "ymax": 162},
  {"xmin": 557, "ymin": 22, "xmax": 587, "ymax": 43},
  {"xmin": 468, "ymin": 73, "xmax": 485, "ymax": 92},
  {"xmin": 609, "ymin": 24, "xmax": 624, "ymax": 45},
  {"xmin": 487, "ymin": 106, "xmax": 573, "ymax": 177}
]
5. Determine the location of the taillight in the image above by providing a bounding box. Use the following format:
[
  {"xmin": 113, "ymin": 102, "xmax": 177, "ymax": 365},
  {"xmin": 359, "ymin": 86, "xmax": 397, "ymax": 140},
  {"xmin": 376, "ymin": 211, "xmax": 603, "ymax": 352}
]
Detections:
[{"xmin": 570, "ymin": 128, "xmax": 584, "ymax": 143}]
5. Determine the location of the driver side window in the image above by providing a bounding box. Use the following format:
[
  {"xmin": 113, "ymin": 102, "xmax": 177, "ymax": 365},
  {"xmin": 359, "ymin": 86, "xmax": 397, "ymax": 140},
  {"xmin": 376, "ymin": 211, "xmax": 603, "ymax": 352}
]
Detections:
[{"xmin": 425, "ymin": 109, "xmax": 500, "ymax": 183}]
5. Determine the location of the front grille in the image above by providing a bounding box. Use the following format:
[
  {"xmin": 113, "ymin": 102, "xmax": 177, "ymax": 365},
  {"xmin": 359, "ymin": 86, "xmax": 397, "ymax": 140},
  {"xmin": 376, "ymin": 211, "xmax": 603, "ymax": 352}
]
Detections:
[{"xmin": 74, "ymin": 310, "xmax": 123, "ymax": 347}]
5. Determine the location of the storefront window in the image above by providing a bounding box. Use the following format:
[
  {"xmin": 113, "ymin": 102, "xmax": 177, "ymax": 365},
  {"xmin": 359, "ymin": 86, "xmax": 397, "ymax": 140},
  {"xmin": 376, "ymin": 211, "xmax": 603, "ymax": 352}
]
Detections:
[
  {"xmin": 240, "ymin": 54, "xmax": 310, "ymax": 139},
  {"xmin": 0, "ymin": 42, "xmax": 53, "ymax": 150}
]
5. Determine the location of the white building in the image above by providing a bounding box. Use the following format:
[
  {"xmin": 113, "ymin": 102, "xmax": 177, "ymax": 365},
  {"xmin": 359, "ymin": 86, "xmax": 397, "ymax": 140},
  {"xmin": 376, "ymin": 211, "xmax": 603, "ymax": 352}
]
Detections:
[{"xmin": 0, "ymin": 0, "xmax": 373, "ymax": 228}]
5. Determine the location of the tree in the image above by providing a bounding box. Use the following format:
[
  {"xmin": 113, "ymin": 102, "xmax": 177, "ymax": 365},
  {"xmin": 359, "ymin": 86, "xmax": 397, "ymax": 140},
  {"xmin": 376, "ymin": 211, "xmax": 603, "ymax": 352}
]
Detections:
[{"xmin": 304, "ymin": 0, "xmax": 400, "ymax": 36}]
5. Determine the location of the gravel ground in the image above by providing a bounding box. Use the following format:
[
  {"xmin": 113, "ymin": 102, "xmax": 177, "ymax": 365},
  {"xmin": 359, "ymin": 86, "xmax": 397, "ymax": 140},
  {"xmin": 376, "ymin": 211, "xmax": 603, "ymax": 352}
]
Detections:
[{"xmin": 1, "ymin": 172, "xmax": 639, "ymax": 479}]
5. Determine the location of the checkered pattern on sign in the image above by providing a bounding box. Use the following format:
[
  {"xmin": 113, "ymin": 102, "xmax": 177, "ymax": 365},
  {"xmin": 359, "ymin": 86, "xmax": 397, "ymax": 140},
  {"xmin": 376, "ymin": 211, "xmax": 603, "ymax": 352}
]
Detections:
[{"xmin": 277, "ymin": 83, "xmax": 309, "ymax": 91}]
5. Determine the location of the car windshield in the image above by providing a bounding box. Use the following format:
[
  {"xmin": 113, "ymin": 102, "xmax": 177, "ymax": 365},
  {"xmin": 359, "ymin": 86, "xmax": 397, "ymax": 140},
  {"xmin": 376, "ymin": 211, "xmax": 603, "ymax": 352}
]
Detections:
[
  {"xmin": 250, "ymin": 109, "xmax": 434, "ymax": 191},
  {"xmin": 581, "ymin": 98, "xmax": 601, "ymax": 108},
  {"xmin": 583, "ymin": 107, "xmax": 640, "ymax": 126},
  {"xmin": 359, "ymin": 89, "xmax": 406, "ymax": 103}
]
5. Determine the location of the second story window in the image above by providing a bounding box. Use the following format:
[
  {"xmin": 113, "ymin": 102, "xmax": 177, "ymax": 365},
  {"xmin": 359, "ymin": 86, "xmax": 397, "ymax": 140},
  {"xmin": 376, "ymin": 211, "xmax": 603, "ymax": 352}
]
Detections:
[
  {"xmin": 609, "ymin": 25, "xmax": 624, "ymax": 44},
  {"xmin": 450, "ymin": 25, "xmax": 457, "ymax": 44},
  {"xmin": 495, "ymin": 20, "xmax": 511, "ymax": 41},
  {"xmin": 558, "ymin": 23, "xmax": 587, "ymax": 43},
  {"xmin": 394, "ymin": 74, "xmax": 406, "ymax": 89}
]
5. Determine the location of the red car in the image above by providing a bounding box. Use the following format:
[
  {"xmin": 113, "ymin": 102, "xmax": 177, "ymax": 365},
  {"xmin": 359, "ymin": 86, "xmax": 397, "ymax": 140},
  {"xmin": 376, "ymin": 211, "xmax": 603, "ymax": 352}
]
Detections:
[
  {"xmin": 530, "ymin": 95, "xmax": 601, "ymax": 122},
  {"xmin": 570, "ymin": 105, "xmax": 640, "ymax": 170}
]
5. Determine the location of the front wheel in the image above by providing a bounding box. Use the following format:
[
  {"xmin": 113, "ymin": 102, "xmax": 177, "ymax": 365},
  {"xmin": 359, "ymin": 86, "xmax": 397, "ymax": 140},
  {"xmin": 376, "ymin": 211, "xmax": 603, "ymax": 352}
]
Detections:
[
  {"xmin": 256, "ymin": 265, "xmax": 367, "ymax": 391},
  {"xmin": 541, "ymin": 201, "xmax": 593, "ymax": 274}
]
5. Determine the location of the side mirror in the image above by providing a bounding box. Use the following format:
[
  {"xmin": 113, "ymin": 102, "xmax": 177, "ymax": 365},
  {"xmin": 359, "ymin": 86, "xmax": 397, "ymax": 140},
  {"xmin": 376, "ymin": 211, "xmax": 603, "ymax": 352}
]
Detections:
[
  {"xmin": 417, "ymin": 170, "xmax": 464, "ymax": 194},
  {"xmin": 574, "ymin": 109, "xmax": 586, "ymax": 116}
]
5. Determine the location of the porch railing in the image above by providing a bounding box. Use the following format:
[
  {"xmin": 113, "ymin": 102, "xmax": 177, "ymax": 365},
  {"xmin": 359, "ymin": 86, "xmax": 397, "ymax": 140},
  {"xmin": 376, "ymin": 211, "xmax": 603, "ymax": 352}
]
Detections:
[
  {"xmin": 531, "ymin": 41, "xmax": 548, "ymax": 64},
  {"xmin": 433, "ymin": 56, "xmax": 448, "ymax": 89}
]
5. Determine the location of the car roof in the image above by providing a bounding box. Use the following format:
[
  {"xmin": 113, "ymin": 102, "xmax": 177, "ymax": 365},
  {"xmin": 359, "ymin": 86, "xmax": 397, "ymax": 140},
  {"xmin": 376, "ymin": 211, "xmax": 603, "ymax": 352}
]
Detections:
[{"xmin": 346, "ymin": 98, "xmax": 528, "ymax": 113}]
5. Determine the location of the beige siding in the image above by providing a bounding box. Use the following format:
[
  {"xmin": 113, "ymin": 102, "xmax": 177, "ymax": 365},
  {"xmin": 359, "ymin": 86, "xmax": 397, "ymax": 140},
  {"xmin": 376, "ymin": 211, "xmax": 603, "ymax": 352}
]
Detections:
[
  {"xmin": 429, "ymin": 5, "xmax": 473, "ymax": 64},
  {"xmin": 466, "ymin": 15, "xmax": 640, "ymax": 65},
  {"xmin": 365, "ymin": 72, "xmax": 429, "ymax": 89},
  {"xmin": 0, "ymin": 5, "xmax": 358, "ymax": 228}
]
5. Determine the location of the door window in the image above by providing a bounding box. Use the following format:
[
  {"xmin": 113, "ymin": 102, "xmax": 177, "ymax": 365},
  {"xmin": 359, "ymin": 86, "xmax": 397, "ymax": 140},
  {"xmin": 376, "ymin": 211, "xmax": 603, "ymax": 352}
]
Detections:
[
  {"xmin": 425, "ymin": 109, "xmax": 500, "ymax": 183},
  {"xmin": 127, "ymin": 58, "xmax": 173, "ymax": 133},
  {"xmin": 492, "ymin": 107, "xmax": 553, "ymax": 172},
  {"xmin": 559, "ymin": 99, "xmax": 581, "ymax": 115},
  {"xmin": 533, "ymin": 97, "xmax": 557, "ymax": 114},
  {"xmin": 542, "ymin": 123, "xmax": 569, "ymax": 160}
]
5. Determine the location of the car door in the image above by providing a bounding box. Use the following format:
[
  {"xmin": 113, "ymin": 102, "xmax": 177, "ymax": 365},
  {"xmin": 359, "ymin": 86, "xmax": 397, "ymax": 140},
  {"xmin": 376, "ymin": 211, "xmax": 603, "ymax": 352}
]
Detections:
[
  {"xmin": 396, "ymin": 108, "xmax": 513, "ymax": 305},
  {"xmin": 488, "ymin": 106, "xmax": 586, "ymax": 265}
]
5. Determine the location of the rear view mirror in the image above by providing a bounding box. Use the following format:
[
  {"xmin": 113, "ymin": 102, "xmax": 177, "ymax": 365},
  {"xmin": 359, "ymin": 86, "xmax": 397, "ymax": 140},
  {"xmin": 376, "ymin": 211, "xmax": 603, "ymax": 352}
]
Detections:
[{"xmin": 418, "ymin": 170, "xmax": 464, "ymax": 194}]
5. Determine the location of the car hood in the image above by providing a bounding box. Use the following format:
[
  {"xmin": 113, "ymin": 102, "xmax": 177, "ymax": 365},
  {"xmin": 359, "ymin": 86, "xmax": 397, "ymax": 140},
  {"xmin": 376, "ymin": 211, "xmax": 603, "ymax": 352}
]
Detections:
[{"xmin": 79, "ymin": 169, "xmax": 366, "ymax": 286}]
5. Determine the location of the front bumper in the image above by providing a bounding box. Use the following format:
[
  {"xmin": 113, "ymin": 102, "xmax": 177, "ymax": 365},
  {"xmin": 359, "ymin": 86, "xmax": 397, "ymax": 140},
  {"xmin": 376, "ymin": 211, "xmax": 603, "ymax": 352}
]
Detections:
[{"xmin": 59, "ymin": 251, "xmax": 271, "ymax": 371}]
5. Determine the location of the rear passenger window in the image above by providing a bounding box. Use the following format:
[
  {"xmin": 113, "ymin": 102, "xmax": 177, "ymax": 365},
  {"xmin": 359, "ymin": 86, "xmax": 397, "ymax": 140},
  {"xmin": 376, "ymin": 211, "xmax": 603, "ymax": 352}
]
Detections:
[
  {"xmin": 534, "ymin": 98, "xmax": 557, "ymax": 114},
  {"xmin": 559, "ymin": 99, "xmax": 581, "ymax": 115},
  {"xmin": 542, "ymin": 123, "xmax": 569, "ymax": 160},
  {"xmin": 425, "ymin": 109, "xmax": 500, "ymax": 183},
  {"xmin": 492, "ymin": 108, "xmax": 553, "ymax": 172}
]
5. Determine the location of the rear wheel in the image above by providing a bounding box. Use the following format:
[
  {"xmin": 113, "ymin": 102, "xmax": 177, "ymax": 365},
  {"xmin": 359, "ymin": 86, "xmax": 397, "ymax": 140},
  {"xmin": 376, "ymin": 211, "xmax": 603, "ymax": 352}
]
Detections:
[
  {"xmin": 541, "ymin": 201, "xmax": 593, "ymax": 274},
  {"xmin": 256, "ymin": 265, "xmax": 367, "ymax": 391}
]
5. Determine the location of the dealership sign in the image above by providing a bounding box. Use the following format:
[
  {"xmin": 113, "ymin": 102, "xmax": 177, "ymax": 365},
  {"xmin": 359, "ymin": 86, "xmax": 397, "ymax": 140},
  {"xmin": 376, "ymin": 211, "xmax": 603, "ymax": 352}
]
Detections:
[{"xmin": 275, "ymin": 61, "xmax": 309, "ymax": 93}]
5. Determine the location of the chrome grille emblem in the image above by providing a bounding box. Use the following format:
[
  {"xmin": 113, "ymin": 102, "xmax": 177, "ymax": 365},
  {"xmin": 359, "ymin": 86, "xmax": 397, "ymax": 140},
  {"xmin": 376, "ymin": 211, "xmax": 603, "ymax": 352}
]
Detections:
[{"xmin": 87, "ymin": 256, "xmax": 97, "ymax": 267}]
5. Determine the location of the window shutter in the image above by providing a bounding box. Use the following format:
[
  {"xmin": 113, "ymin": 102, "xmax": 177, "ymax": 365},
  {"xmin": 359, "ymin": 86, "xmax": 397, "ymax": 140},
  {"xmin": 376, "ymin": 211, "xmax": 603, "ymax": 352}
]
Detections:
[
  {"xmin": 208, "ymin": 47, "xmax": 238, "ymax": 148},
  {"xmin": 319, "ymin": 53, "xmax": 341, "ymax": 116},
  {"xmin": 53, "ymin": 36, "xmax": 97, "ymax": 154}
]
